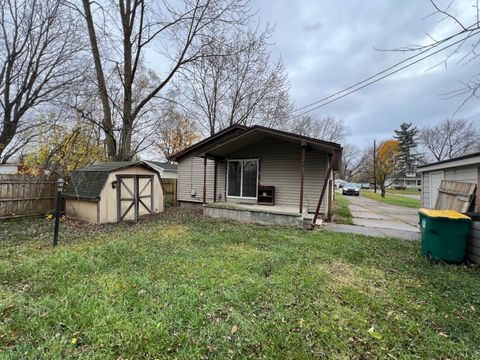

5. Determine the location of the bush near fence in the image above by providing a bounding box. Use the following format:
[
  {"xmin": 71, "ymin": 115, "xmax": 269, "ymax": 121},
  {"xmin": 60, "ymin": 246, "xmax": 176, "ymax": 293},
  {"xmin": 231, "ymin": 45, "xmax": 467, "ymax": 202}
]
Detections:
[{"xmin": 0, "ymin": 174, "xmax": 56, "ymax": 219}]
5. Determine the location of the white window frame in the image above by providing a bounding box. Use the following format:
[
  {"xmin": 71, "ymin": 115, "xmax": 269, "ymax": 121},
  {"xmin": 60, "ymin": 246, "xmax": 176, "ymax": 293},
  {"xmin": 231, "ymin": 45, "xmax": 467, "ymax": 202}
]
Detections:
[{"xmin": 226, "ymin": 159, "xmax": 259, "ymax": 199}]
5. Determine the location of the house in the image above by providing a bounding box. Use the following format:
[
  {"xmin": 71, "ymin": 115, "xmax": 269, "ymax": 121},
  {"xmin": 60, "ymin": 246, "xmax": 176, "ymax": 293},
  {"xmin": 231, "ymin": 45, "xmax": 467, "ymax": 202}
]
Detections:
[
  {"xmin": 388, "ymin": 171, "xmax": 421, "ymax": 190},
  {"xmin": 146, "ymin": 161, "xmax": 178, "ymax": 179},
  {"xmin": 65, "ymin": 161, "xmax": 164, "ymax": 223},
  {"xmin": 171, "ymin": 125, "xmax": 342, "ymax": 227},
  {"xmin": 418, "ymin": 152, "xmax": 479, "ymax": 211},
  {"xmin": 0, "ymin": 163, "xmax": 20, "ymax": 174}
]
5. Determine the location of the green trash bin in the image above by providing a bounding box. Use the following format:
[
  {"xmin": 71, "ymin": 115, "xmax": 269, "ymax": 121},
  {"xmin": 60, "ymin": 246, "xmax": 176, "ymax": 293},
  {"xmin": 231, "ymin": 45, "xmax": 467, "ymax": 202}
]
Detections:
[{"xmin": 418, "ymin": 209, "xmax": 471, "ymax": 262}]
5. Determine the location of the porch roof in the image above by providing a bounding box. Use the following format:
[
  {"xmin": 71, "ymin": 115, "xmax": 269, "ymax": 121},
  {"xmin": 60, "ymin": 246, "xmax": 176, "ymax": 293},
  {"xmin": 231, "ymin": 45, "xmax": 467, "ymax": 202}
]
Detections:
[{"xmin": 198, "ymin": 125, "xmax": 342, "ymax": 158}]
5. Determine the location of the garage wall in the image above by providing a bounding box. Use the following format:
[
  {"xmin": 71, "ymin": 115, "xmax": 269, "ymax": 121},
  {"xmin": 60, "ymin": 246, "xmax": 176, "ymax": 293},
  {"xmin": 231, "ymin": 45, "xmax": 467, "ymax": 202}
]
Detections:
[{"xmin": 422, "ymin": 165, "xmax": 479, "ymax": 210}]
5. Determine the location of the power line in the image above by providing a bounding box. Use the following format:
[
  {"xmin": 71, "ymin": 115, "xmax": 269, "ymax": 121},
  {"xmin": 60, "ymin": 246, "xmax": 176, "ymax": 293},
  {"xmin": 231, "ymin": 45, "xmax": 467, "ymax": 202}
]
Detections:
[{"xmin": 291, "ymin": 28, "xmax": 480, "ymax": 119}]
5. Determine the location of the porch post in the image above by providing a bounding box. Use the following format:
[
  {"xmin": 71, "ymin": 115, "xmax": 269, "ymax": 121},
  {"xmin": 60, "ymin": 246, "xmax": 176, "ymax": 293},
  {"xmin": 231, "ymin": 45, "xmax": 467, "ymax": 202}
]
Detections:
[
  {"xmin": 203, "ymin": 156, "xmax": 207, "ymax": 204},
  {"xmin": 299, "ymin": 141, "xmax": 306, "ymax": 214},
  {"xmin": 310, "ymin": 150, "xmax": 340, "ymax": 229}
]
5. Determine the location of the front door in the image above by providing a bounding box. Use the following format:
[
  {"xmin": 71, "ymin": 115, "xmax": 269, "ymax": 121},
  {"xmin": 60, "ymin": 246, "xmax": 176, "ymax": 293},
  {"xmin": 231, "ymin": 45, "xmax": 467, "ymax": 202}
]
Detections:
[{"xmin": 116, "ymin": 175, "xmax": 154, "ymax": 222}]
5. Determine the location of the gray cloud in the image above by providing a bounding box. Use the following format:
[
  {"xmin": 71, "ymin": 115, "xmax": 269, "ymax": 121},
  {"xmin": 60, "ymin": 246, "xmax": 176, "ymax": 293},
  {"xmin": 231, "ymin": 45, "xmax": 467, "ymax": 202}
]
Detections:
[{"xmin": 253, "ymin": 0, "xmax": 480, "ymax": 147}]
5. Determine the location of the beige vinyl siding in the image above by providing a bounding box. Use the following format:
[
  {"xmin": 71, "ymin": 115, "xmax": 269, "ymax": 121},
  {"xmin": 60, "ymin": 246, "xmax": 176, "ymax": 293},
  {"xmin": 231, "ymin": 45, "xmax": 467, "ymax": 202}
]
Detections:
[
  {"xmin": 303, "ymin": 150, "xmax": 327, "ymax": 212},
  {"xmin": 216, "ymin": 160, "xmax": 226, "ymax": 201},
  {"xmin": 177, "ymin": 154, "xmax": 215, "ymax": 203}
]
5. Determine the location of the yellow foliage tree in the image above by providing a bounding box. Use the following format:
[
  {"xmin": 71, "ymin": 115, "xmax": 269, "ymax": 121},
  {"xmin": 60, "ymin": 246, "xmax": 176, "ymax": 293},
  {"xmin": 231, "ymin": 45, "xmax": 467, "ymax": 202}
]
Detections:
[
  {"xmin": 155, "ymin": 106, "xmax": 198, "ymax": 161},
  {"xmin": 375, "ymin": 139, "xmax": 400, "ymax": 197},
  {"xmin": 22, "ymin": 123, "xmax": 106, "ymax": 177}
]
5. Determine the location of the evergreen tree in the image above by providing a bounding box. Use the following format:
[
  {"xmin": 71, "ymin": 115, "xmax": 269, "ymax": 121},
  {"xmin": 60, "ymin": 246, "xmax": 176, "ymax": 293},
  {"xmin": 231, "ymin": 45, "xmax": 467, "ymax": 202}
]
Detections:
[{"xmin": 394, "ymin": 122, "xmax": 420, "ymax": 172}]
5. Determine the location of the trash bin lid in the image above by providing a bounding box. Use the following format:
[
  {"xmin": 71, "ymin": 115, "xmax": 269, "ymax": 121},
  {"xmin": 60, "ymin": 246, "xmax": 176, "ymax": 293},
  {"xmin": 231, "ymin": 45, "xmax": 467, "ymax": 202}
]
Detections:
[{"xmin": 419, "ymin": 208, "xmax": 471, "ymax": 220}]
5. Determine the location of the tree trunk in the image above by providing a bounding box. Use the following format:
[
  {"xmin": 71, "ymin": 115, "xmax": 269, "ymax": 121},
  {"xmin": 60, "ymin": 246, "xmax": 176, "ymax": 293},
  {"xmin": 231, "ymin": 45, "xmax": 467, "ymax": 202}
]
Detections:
[{"xmin": 82, "ymin": 0, "xmax": 117, "ymax": 160}]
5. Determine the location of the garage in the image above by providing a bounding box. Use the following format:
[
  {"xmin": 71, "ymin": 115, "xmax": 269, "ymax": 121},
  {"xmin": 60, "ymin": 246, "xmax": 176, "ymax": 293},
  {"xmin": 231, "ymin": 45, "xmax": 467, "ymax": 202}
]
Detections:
[
  {"xmin": 65, "ymin": 162, "xmax": 164, "ymax": 223},
  {"xmin": 418, "ymin": 152, "xmax": 480, "ymax": 212}
]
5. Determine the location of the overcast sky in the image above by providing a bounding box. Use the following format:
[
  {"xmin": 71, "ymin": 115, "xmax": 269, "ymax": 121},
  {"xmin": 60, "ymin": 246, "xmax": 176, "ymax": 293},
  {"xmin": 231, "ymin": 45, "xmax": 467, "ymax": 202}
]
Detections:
[{"xmin": 252, "ymin": 0, "xmax": 480, "ymax": 147}]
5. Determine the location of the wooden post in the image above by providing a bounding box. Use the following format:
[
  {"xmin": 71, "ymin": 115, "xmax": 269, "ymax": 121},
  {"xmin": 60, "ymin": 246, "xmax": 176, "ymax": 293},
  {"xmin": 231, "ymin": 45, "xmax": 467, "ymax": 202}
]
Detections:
[
  {"xmin": 203, "ymin": 156, "xmax": 207, "ymax": 204},
  {"xmin": 299, "ymin": 142, "xmax": 306, "ymax": 214},
  {"xmin": 310, "ymin": 150, "xmax": 340, "ymax": 229},
  {"xmin": 327, "ymin": 179, "xmax": 333, "ymax": 221}
]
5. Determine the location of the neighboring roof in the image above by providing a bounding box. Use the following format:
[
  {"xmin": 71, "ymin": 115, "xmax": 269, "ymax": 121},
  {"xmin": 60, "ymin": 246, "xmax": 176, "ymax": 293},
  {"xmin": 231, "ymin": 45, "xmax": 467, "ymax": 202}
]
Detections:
[
  {"xmin": 147, "ymin": 161, "xmax": 178, "ymax": 171},
  {"xmin": 65, "ymin": 161, "xmax": 159, "ymax": 200},
  {"xmin": 418, "ymin": 151, "xmax": 480, "ymax": 172},
  {"xmin": 171, "ymin": 124, "xmax": 248, "ymax": 161}
]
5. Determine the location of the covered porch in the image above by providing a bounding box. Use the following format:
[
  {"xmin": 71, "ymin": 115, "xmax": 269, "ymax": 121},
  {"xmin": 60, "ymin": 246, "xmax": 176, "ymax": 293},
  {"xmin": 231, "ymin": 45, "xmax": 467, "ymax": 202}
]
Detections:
[{"xmin": 197, "ymin": 126, "xmax": 342, "ymax": 228}]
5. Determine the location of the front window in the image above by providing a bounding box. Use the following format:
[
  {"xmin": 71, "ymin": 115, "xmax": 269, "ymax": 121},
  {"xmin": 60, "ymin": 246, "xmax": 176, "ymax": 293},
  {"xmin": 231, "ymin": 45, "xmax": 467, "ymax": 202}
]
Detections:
[{"xmin": 227, "ymin": 159, "xmax": 258, "ymax": 198}]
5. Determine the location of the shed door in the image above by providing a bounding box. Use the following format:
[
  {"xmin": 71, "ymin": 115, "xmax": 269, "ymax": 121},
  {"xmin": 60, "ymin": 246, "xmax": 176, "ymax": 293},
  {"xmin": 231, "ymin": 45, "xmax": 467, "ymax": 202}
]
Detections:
[
  {"xmin": 117, "ymin": 175, "xmax": 154, "ymax": 222},
  {"xmin": 430, "ymin": 171, "xmax": 444, "ymax": 208}
]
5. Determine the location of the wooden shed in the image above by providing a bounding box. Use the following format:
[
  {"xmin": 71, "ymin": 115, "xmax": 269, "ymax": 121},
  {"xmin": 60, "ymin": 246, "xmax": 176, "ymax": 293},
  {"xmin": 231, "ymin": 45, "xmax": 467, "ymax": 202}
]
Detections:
[{"xmin": 65, "ymin": 162, "xmax": 164, "ymax": 223}]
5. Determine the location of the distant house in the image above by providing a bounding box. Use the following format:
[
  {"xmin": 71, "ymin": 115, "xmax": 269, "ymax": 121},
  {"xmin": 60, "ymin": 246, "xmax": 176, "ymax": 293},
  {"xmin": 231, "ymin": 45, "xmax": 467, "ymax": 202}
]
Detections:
[
  {"xmin": 418, "ymin": 152, "xmax": 480, "ymax": 210},
  {"xmin": 171, "ymin": 125, "xmax": 342, "ymax": 227},
  {"xmin": 0, "ymin": 163, "xmax": 20, "ymax": 174},
  {"xmin": 146, "ymin": 161, "xmax": 178, "ymax": 179},
  {"xmin": 388, "ymin": 171, "xmax": 421, "ymax": 190}
]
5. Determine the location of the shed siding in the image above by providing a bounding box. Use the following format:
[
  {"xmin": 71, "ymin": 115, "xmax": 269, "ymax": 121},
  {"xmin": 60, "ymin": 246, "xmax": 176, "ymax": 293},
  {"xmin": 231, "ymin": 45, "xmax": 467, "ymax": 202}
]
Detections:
[
  {"xmin": 177, "ymin": 155, "xmax": 215, "ymax": 203},
  {"xmin": 422, "ymin": 172, "xmax": 431, "ymax": 208},
  {"xmin": 66, "ymin": 200, "xmax": 98, "ymax": 223}
]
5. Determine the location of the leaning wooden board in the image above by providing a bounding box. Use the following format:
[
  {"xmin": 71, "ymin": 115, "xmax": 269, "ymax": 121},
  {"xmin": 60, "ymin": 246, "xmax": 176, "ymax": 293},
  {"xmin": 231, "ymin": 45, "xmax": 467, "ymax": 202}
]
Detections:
[
  {"xmin": 467, "ymin": 221, "xmax": 480, "ymax": 264},
  {"xmin": 434, "ymin": 180, "xmax": 476, "ymax": 213}
]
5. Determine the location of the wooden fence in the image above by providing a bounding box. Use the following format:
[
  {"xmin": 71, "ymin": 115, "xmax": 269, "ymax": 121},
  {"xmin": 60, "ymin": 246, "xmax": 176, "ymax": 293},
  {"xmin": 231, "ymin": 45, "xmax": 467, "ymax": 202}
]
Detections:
[
  {"xmin": 162, "ymin": 178, "xmax": 177, "ymax": 207},
  {"xmin": 0, "ymin": 174, "xmax": 56, "ymax": 219}
]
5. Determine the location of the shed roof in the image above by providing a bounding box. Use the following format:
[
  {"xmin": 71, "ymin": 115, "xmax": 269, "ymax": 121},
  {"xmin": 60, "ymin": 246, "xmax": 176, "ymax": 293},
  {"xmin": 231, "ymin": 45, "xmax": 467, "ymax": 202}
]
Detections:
[
  {"xmin": 147, "ymin": 161, "xmax": 178, "ymax": 171},
  {"xmin": 65, "ymin": 161, "xmax": 158, "ymax": 200},
  {"xmin": 418, "ymin": 151, "xmax": 480, "ymax": 172}
]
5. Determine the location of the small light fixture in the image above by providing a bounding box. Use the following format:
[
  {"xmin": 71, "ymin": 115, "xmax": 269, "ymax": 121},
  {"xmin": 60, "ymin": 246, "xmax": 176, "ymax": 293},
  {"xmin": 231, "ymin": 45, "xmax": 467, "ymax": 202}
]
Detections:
[
  {"xmin": 112, "ymin": 180, "xmax": 117, "ymax": 189},
  {"xmin": 57, "ymin": 178, "xmax": 64, "ymax": 190}
]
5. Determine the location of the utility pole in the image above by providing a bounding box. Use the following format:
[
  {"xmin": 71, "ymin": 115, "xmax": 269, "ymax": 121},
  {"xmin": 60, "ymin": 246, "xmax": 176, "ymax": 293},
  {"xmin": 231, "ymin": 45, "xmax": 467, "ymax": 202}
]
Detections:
[{"xmin": 373, "ymin": 140, "xmax": 377, "ymax": 193}]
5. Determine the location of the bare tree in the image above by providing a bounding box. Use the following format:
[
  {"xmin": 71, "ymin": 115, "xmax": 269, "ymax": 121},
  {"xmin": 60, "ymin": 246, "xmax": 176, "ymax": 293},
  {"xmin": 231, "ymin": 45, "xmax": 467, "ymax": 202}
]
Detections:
[
  {"xmin": 419, "ymin": 118, "xmax": 480, "ymax": 162},
  {"xmin": 0, "ymin": 0, "xmax": 83, "ymax": 163},
  {"xmin": 289, "ymin": 115, "xmax": 349, "ymax": 143},
  {"xmin": 179, "ymin": 26, "xmax": 291, "ymax": 136},
  {"xmin": 78, "ymin": 0, "xmax": 252, "ymax": 160}
]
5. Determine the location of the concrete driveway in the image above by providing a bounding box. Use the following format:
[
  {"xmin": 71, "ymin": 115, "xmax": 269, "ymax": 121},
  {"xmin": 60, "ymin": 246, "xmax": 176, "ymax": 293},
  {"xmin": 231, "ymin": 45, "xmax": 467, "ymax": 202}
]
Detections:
[{"xmin": 346, "ymin": 195, "xmax": 419, "ymax": 231}]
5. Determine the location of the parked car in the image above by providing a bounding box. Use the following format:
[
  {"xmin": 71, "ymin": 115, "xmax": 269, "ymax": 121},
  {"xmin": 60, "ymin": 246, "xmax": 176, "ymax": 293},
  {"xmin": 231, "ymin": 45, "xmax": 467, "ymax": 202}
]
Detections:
[
  {"xmin": 361, "ymin": 183, "xmax": 370, "ymax": 189},
  {"xmin": 342, "ymin": 183, "xmax": 360, "ymax": 196}
]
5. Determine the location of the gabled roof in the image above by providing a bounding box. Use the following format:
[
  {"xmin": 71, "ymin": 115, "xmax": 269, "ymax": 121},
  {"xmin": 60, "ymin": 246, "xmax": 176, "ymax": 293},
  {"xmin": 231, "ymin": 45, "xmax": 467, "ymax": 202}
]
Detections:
[
  {"xmin": 65, "ymin": 161, "xmax": 159, "ymax": 200},
  {"xmin": 170, "ymin": 124, "xmax": 248, "ymax": 161},
  {"xmin": 147, "ymin": 161, "xmax": 178, "ymax": 171},
  {"xmin": 171, "ymin": 124, "xmax": 342, "ymax": 161}
]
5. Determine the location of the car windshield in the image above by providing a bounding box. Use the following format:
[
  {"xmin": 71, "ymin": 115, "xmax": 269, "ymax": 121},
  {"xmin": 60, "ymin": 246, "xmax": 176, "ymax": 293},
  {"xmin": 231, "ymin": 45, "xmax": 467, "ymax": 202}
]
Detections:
[{"xmin": 345, "ymin": 183, "xmax": 358, "ymax": 188}]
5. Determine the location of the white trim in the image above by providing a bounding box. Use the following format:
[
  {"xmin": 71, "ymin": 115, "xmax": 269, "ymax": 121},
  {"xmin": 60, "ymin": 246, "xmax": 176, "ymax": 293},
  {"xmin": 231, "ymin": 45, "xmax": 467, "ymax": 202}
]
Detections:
[
  {"xmin": 226, "ymin": 159, "xmax": 259, "ymax": 199},
  {"xmin": 419, "ymin": 156, "xmax": 480, "ymax": 172}
]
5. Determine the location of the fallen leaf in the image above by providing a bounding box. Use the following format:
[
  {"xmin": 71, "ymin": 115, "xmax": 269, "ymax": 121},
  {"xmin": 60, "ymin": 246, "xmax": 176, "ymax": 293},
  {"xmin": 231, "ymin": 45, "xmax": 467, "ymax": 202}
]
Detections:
[
  {"xmin": 71, "ymin": 338, "xmax": 77, "ymax": 345},
  {"xmin": 368, "ymin": 326, "xmax": 383, "ymax": 340},
  {"xmin": 230, "ymin": 324, "xmax": 238, "ymax": 335}
]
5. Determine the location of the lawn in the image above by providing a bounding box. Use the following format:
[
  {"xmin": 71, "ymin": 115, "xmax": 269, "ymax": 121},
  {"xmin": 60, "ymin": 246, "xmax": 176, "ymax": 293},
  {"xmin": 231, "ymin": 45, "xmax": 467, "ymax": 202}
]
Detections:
[
  {"xmin": 361, "ymin": 190, "xmax": 421, "ymax": 208},
  {"xmin": 332, "ymin": 193, "xmax": 353, "ymax": 225},
  {"xmin": 1, "ymin": 210, "xmax": 479, "ymax": 359},
  {"xmin": 387, "ymin": 189, "xmax": 421, "ymax": 195}
]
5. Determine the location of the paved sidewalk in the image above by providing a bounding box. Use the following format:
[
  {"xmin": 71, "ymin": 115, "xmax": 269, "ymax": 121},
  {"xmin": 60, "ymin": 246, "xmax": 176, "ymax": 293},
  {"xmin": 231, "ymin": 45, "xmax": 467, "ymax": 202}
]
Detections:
[{"xmin": 323, "ymin": 223, "xmax": 420, "ymax": 241}]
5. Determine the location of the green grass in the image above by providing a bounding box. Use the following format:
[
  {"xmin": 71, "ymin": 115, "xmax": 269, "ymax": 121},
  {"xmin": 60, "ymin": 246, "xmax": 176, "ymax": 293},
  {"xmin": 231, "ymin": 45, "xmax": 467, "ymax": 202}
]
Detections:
[
  {"xmin": 387, "ymin": 189, "xmax": 421, "ymax": 195},
  {"xmin": 1, "ymin": 210, "xmax": 479, "ymax": 359},
  {"xmin": 361, "ymin": 190, "xmax": 421, "ymax": 208},
  {"xmin": 332, "ymin": 193, "xmax": 354, "ymax": 225}
]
